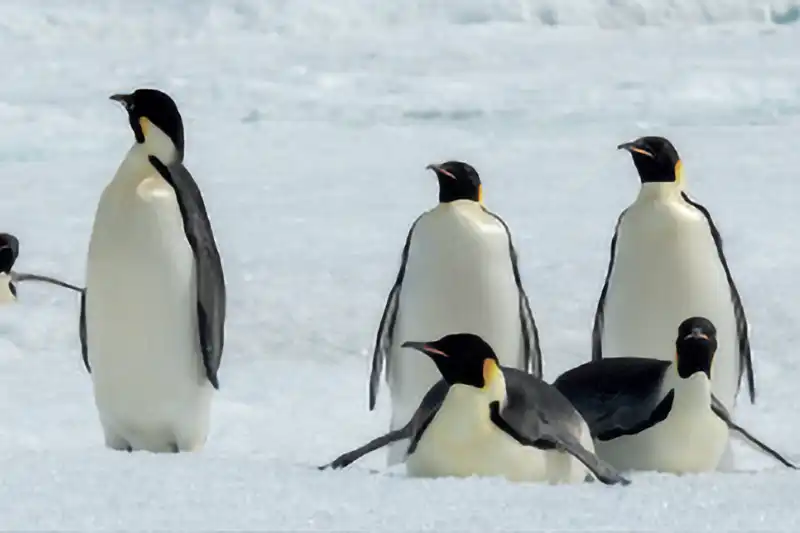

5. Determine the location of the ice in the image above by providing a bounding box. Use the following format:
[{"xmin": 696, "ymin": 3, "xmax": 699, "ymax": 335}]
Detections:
[{"xmin": 1, "ymin": 0, "xmax": 799, "ymax": 530}]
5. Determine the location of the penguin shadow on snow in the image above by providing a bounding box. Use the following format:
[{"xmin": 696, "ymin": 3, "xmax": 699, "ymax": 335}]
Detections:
[{"xmin": 322, "ymin": 332, "xmax": 630, "ymax": 486}]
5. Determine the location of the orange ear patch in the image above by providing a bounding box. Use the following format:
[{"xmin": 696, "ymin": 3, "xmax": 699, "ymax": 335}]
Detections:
[{"xmin": 674, "ymin": 160, "xmax": 683, "ymax": 183}]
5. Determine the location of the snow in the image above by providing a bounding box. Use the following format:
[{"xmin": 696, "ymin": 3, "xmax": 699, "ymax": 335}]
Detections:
[{"xmin": 1, "ymin": 0, "xmax": 800, "ymax": 529}]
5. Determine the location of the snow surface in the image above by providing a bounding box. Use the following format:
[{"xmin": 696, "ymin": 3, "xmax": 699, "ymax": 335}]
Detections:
[{"xmin": 1, "ymin": 0, "xmax": 800, "ymax": 530}]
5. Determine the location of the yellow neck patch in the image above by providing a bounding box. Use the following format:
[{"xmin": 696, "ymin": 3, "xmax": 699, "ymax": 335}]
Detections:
[
  {"xmin": 482, "ymin": 358, "xmax": 500, "ymax": 389},
  {"xmin": 674, "ymin": 159, "xmax": 683, "ymax": 185},
  {"xmin": 478, "ymin": 184, "xmax": 484, "ymax": 205},
  {"xmin": 139, "ymin": 117, "xmax": 151, "ymax": 137}
]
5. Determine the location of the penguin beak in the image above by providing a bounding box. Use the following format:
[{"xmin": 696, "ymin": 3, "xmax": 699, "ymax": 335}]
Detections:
[
  {"xmin": 426, "ymin": 164, "xmax": 457, "ymax": 180},
  {"xmin": 401, "ymin": 341, "xmax": 449, "ymax": 358},
  {"xmin": 684, "ymin": 328, "xmax": 710, "ymax": 341},
  {"xmin": 617, "ymin": 141, "xmax": 655, "ymax": 159},
  {"xmin": 109, "ymin": 93, "xmax": 133, "ymax": 111}
]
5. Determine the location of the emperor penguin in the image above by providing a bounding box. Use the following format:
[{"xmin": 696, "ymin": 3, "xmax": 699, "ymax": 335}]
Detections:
[
  {"xmin": 326, "ymin": 333, "xmax": 628, "ymax": 485},
  {"xmin": 82, "ymin": 88, "xmax": 226, "ymax": 453},
  {"xmin": 555, "ymin": 317, "xmax": 796, "ymax": 474},
  {"xmin": 0, "ymin": 232, "xmax": 83, "ymax": 303},
  {"xmin": 368, "ymin": 161, "xmax": 542, "ymax": 465},
  {"xmin": 591, "ymin": 136, "xmax": 753, "ymax": 416}
]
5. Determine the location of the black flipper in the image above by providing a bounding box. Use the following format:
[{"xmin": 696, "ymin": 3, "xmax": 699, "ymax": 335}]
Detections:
[
  {"xmin": 319, "ymin": 426, "xmax": 413, "ymax": 470},
  {"xmin": 591, "ymin": 209, "xmax": 627, "ymax": 361},
  {"xmin": 325, "ymin": 378, "xmax": 450, "ymax": 469},
  {"xmin": 682, "ymin": 192, "xmax": 755, "ymax": 404},
  {"xmin": 149, "ymin": 156, "xmax": 227, "ymax": 389},
  {"xmin": 481, "ymin": 207, "xmax": 543, "ymax": 377},
  {"xmin": 553, "ymin": 357, "xmax": 671, "ymax": 441},
  {"xmin": 0, "ymin": 233, "xmax": 19, "ymax": 273},
  {"xmin": 79, "ymin": 289, "xmax": 90, "ymax": 373},
  {"xmin": 710, "ymin": 394, "xmax": 796, "ymax": 469},
  {"xmin": 488, "ymin": 401, "xmax": 630, "ymax": 486},
  {"xmin": 11, "ymin": 272, "xmax": 84, "ymax": 293},
  {"xmin": 368, "ymin": 216, "xmax": 422, "ymax": 410},
  {"xmin": 595, "ymin": 389, "xmax": 674, "ymax": 442}
]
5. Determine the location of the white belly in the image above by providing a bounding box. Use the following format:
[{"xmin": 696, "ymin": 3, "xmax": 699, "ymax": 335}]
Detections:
[
  {"xmin": 595, "ymin": 377, "xmax": 729, "ymax": 474},
  {"xmin": 85, "ymin": 175, "xmax": 212, "ymax": 452},
  {"xmin": 405, "ymin": 388, "xmax": 549, "ymax": 482},
  {"xmin": 0, "ymin": 274, "xmax": 14, "ymax": 304},
  {"xmin": 386, "ymin": 202, "xmax": 526, "ymax": 462},
  {"xmin": 602, "ymin": 199, "xmax": 741, "ymax": 412}
]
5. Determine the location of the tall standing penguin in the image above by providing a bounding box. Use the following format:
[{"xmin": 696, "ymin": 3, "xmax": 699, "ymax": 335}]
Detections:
[
  {"xmin": 591, "ymin": 136, "xmax": 753, "ymax": 417},
  {"xmin": 369, "ymin": 161, "xmax": 542, "ymax": 465},
  {"xmin": 82, "ymin": 88, "xmax": 226, "ymax": 453}
]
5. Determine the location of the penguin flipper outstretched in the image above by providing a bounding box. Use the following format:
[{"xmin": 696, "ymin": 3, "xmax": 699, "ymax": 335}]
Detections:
[
  {"xmin": 149, "ymin": 156, "xmax": 227, "ymax": 390},
  {"xmin": 553, "ymin": 358, "xmax": 672, "ymax": 441},
  {"xmin": 324, "ymin": 378, "xmax": 449, "ymax": 469},
  {"xmin": 710, "ymin": 394, "xmax": 796, "ymax": 469},
  {"xmin": 11, "ymin": 272, "xmax": 84, "ymax": 293},
  {"xmin": 368, "ymin": 216, "xmax": 422, "ymax": 410},
  {"xmin": 488, "ymin": 401, "xmax": 629, "ymax": 486}
]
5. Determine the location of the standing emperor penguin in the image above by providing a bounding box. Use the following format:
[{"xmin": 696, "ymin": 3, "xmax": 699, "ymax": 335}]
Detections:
[
  {"xmin": 82, "ymin": 88, "xmax": 226, "ymax": 453},
  {"xmin": 591, "ymin": 136, "xmax": 754, "ymax": 418},
  {"xmin": 369, "ymin": 161, "xmax": 542, "ymax": 466}
]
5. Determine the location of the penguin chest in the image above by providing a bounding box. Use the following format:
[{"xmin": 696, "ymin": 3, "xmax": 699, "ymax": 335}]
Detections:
[
  {"xmin": 406, "ymin": 392, "xmax": 547, "ymax": 482},
  {"xmin": 597, "ymin": 384, "xmax": 728, "ymax": 473},
  {"xmin": 390, "ymin": 207, "xmax": 524, "ymax": 399},
  {"xmin": 86, "ymin": 174, "xmax": 197, "ymax": 378},
  {"xmin": 601, "ymin": 201, "xmax": 738, "ymax": 384}
]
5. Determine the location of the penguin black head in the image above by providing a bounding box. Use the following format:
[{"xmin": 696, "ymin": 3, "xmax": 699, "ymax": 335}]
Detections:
[
  {"xmin": 110, "ymin": 88, "xmax": 185, "ymax": 159},
  {"xmin": 426, "ymin": 161, "xmax": 482, "ymax": 204},
  {"xmin": 617, "ymin": 136, "xmax": 681, "ymax": 184},
  {"xmin": 0, "ymin": 233, "xmax": 19, "ymax": 274},
  {"xmin": 675, "ymin": 316, "xmax": 718, "ymax": 379},
  {"xmin": 0, "ymin": 233, "xmax": 19, "ymax": 299},
  {"xmin": 402, "ymin": 333, "xmax": 500, "ymax": 389}
]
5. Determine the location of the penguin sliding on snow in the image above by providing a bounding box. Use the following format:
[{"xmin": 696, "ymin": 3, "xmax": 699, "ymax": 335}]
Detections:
[
  {"xmin": 555, "ymin": 317, "xmax": 796, "ymax": 474},
  {"xmin": 82, "ymin": 88, "xmax": 226, "ymax": 453},
  {"xmin": 326, "ymin": 333, "xmax": 628, "ymax": 486},
  {"xmin": 591, "ymin": 136, "xmax": 753, "ymax": 416},
  {"xmin": 0, "ymin": 232, "xmax": 83, "ymax": 303},
  {"xmin": 369, "ymin": 161, "xmax": 542, "ymax": 465}
]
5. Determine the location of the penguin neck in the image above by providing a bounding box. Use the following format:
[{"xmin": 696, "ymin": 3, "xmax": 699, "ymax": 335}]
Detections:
[
  {"xmin": 443, "ymin": 368, "xmax": 509, "ymax": 421},
  {"xmin": 636, "ymin": 181, "xmax": 683, "ymax": 203},
  {"xmin": 116, "ymin": 133, "xmax": 180, "ymax": 187},
  {"xmin": 670, "ymin": 368, "xmax": 712, "ymax": 411},
  {"xmin": 434, "ymin": 199, "xmax": 482, "ymax": 216}
]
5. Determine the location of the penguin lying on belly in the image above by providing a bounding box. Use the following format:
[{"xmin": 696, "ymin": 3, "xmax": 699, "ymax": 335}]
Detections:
[
  {"xmin": 0, "ymin": 232, "xmax": 83, "ymax": 303},
  {"xmin": 323, "ymin": 332, "xmax": 629, "ymax": 486},
  {"xmin": 555, "ymin": 317, "xmax": 796, "ymax": 474}
]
